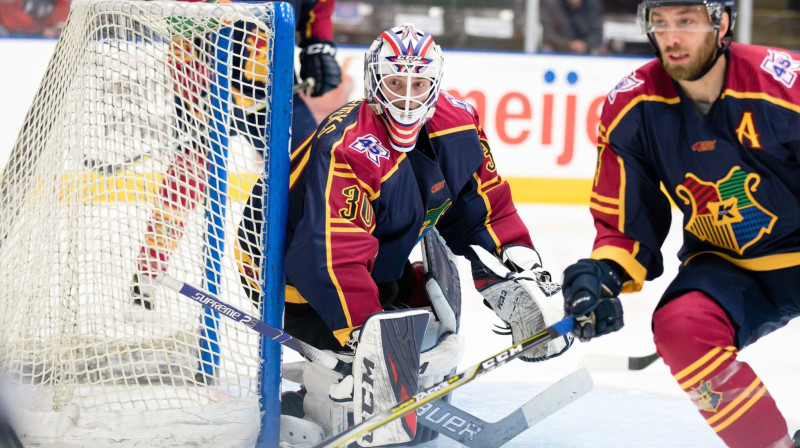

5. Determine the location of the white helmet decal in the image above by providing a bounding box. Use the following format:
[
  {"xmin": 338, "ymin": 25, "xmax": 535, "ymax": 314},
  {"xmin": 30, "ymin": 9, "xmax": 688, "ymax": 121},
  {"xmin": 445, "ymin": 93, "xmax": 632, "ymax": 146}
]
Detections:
[{"xmin": 364, "ymin": 24, "xmax": 444, "ymax": 152}]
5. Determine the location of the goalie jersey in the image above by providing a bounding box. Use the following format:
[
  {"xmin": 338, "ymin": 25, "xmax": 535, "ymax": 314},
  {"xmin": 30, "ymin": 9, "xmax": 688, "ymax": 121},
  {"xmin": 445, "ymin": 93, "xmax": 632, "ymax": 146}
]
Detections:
[
  {"xmin": 283, "ymin": 93, "xmax": 532, "ymax": 344},
  {"xmin": 590, "ymin": 42, "xmax": 800, "ymax": 293}
]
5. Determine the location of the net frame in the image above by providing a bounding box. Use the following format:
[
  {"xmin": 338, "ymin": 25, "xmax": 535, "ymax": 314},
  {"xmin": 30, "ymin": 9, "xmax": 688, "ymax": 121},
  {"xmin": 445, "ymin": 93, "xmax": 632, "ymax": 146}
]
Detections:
[{"xmin": 0, "ymin": 0, "xmax": 294, "ymax": 446}]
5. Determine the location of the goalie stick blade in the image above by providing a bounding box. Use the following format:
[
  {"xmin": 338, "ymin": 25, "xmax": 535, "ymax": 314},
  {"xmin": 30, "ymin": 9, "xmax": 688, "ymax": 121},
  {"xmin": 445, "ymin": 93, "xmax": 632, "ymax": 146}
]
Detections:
[
  {"xmin": 579, "ymin": 352, "xmax": 660, "ymax": 372},
  {"xmin": 417, "ymin": 367, "xmax": 593, "ymax": 448},
  {"xmin": 158, "ymin": 274, "xmax": 352, "ymax": 376},
  {"xmin": 313, "ymin": 317, "xmax": 576, "ymax": 448}
]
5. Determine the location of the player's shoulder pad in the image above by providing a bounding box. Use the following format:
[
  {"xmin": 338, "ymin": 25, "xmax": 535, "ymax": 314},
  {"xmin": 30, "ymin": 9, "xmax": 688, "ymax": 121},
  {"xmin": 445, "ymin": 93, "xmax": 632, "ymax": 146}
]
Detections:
[
  {"xmin": 601, "ymin": 59, "xmax": 677, "ymax": 123},
  {"xmin": 427, "ymin": 91, "xmax": 481, "ymax": 138},
  {"xmin": 314, "ymin": 99, "xmax": 363, "ymax": 144},
  {"xmin": 320, "ymin": 102, "xmax": 407, "ymax": 189},
  {"xmin": 599, "ymin": 59, "xmax": 678, "ymax": 139},
  {"xmin": 724, "ymin": 42, "xmax": 800, "ymax": 108}
]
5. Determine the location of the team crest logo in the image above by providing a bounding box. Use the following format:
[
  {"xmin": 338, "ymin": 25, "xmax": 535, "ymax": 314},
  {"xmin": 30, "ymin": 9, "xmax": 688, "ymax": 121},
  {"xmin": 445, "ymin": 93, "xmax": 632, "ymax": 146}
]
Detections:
[
  {"xmin": 350, "ymin": 134, "xmax": 390, "ymax": 167},
  {"xmin": 675, "ymin": 166, "xmax": 777, "ymax": 255},
  {"xmin": 692, "ymin": 381, "xmax": 723, "ymax": 413},
  {"xmin": 760, "ymin": 49, "xmax": 800, "ymax": 88},
  {"xmin": 608, "ymin": 72, "xmax": 643, "ymax": 104},
  {"xmin": 443, "ymin": 91, "xmax": 474, "ymax": 114},
  {"xmin": 417, "ymin": 199, "xmax": 451, "ymax": 240}
]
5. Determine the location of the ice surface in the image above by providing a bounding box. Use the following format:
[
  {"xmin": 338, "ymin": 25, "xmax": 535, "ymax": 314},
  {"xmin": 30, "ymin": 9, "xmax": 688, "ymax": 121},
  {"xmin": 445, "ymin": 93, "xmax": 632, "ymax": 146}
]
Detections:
[
  {"xmin": 283, "ymin": 203, "xmax": 800, "ymax": 447},
  {"xmin": 397, "ymin": 203, "xmax": 800, "ymax": 447}
]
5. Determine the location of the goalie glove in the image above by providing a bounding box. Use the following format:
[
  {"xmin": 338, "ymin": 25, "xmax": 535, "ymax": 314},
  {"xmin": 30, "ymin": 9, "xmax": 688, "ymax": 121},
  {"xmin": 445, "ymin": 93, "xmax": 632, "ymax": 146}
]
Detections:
[
  {"xmin": 299, "ymin": 37, "xmax": 342, "ymax": 97},
  {"xmin": 471, "ymin": 245, "xmax": 573, "ymax": 362}
]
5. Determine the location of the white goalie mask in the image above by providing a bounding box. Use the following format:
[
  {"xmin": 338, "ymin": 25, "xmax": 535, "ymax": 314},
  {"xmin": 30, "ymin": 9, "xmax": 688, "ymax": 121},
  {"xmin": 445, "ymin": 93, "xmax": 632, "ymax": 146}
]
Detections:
[{"xmin": 364, "ymin": 24, "xmax": 444, "ymax": 152}]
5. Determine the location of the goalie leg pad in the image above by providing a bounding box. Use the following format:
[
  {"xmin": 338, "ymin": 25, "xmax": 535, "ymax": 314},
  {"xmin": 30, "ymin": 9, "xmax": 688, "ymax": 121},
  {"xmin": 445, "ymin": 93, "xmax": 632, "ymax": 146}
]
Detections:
[
  {"xmin": 353, "ymin": 309, "xmax": 429, "ymax": 447},
  {"xmin": 279, "ymin": 415, "xmax": 325, "ymax": 447},
  {"xmin": 421, "ymin": 229, "xmax": 461, "ymax": 333},
  {"xmin": 300, "ymin": 357, "xmax": 353, "ymax": 436},
  {"xmin": 419, "ymin": 332, "xmax": 465, "ymax": 389}
]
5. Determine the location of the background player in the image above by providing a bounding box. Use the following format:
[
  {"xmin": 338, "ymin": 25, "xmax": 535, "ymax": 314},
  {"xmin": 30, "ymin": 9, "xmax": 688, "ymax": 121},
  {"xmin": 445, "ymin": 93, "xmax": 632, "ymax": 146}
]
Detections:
[
  {"xmin": 238, "ymin": 24, "xmax": 572, "ymax": 446},
  {"xmin": 560, "ymin": 1, "xmax": 800, "ymax": 447},
  {"xmin": 132, "ymin": 0, "xmax": 342, "ymax": 307}
]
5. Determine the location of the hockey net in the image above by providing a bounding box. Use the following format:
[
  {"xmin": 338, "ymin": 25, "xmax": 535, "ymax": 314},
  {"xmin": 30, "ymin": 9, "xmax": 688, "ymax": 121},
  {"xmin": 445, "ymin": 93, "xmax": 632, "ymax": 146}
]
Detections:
[{"xmin": 0, "ymin": 0, "xmax": 292, "ymax": 445}]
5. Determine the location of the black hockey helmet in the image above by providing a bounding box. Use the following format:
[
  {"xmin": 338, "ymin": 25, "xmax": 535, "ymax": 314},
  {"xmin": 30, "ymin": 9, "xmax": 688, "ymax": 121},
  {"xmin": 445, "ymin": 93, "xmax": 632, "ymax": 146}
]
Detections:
[{"xmin": 637, "ymin": 0, "xmax": 736, "ymax": 38}]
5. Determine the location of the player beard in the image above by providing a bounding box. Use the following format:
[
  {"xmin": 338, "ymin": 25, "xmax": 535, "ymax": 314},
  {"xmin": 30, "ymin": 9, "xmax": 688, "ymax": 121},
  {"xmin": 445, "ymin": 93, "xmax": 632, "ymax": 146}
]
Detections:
[{"xmin": 661, "ymin": 33, "xmax": 718, "ymax": 81}]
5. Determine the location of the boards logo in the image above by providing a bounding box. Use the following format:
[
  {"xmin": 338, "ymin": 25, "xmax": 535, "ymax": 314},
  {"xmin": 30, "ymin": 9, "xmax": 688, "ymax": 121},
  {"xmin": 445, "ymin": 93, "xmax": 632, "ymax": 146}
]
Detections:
[
  {"xmin": 675, "ymin": 166, "xmax": 777, "ymax": 255},
  {"xmin": 431, "ymin": 180, "xmax": 445, "ymax": 194}
]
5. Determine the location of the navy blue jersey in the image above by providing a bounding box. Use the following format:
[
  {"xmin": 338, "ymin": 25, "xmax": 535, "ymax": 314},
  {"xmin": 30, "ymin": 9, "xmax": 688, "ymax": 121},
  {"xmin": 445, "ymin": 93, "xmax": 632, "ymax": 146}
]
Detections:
[
  {"xmin": 283, "ymin": 93, "xmax": 533, "ymax": 343},
  {"xmin": 590, "ymin": 42, "xmax": 800, "ymax": 293}
]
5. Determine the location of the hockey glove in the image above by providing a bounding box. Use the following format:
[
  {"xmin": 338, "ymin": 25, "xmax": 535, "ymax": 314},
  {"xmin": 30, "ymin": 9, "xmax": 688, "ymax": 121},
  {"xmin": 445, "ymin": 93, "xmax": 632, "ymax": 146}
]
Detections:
[
  {"xmin": 299, "ymin": 37, "xmax": 342, "ymax": 97},
  {"xmin": 472, "ymin": 245, "xmax": 573, "ymax": 362},
  {"xmin": 562, "ymin": 259, "xmax": 625, "ymax": 342}
]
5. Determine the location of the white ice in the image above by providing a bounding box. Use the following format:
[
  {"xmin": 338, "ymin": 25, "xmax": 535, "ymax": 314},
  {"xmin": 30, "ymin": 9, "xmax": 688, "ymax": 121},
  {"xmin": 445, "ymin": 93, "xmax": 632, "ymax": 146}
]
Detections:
[{"xmin": 384, "ymin": 203, "xmax": 800, "ymax": 447}]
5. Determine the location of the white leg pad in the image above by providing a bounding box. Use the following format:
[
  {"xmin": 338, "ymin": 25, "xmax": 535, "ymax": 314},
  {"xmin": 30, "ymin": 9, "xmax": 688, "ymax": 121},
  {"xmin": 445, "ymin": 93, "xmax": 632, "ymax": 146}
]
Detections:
[{"xmin": 279, "ymin": 415, "xmax": 325, "ymax": 447}]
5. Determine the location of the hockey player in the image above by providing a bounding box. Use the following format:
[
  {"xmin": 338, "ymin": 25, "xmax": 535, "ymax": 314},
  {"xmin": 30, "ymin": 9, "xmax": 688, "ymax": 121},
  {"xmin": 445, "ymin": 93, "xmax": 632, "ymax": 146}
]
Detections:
[
  {"xmin": 131, "ymin": 0, "xmax": 341, "ymax": 308},
  {"xmin": 237, "ymin": 24, "xmax": 572, "ymax": 446},
  {"xmin": 560, "ymin": 1, "xmax": 800, "ymax": 447}
]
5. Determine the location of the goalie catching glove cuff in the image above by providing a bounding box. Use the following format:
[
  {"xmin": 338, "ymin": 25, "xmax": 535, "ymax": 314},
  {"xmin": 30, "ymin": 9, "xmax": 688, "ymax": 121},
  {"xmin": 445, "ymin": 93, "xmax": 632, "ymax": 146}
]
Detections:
[
  {"xmin": 299, "ymin": 37, "xmax": 342, "ymax": 97},
  {"xmin": 471, "ymin": 245, "xmax": 573, "ymax": 362},
  {"xmin": 562, "ymin": 259, "xmax": 625, "ymax": 342}
]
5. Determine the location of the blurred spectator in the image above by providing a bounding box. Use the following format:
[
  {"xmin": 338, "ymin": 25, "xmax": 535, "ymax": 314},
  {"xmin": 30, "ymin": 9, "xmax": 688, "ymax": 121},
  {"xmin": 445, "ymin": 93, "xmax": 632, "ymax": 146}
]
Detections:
[
  {"xmin": 540, "ymin": 0, "xmax": 604, "ymax": 54},
  {"xmin": 0, "ymin": 0, "xmax": 70, "ymax": 37}
]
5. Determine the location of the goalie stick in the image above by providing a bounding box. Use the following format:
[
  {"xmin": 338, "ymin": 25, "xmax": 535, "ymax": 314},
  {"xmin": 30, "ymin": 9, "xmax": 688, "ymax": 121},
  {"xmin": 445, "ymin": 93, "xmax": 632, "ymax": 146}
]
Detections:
[
  {"xmin": 157, "ymin": 273, "xmax": 352, "ymax": 376},
  {"xmin": 161, "ymin": 273, "xmax": 587, "ymax": 448},
  {"xmin": 580, "ymin": 352, "xmax": 660, "ymax": 372},
  {"xmin": 313, "ymin": 316, "xmax": 576, "ymax": 448},
  {"xmin": 416, "ymin": 367, "xmax": 592, "ymax": 448}
]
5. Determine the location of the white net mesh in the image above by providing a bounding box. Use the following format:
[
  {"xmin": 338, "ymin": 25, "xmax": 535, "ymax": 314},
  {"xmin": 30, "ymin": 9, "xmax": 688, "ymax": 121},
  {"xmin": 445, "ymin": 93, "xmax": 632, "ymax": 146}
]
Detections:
[{"xmin": 0, "ymin": 0, "xmax": 285, "ymax": 445}]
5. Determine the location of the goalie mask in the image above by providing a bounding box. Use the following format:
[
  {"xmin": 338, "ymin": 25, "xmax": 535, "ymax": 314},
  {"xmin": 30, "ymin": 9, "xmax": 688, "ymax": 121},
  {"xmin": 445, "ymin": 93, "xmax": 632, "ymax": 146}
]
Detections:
[{"xmin": 364, "ymin": 24, "xmax": 444, "ymax": 152}]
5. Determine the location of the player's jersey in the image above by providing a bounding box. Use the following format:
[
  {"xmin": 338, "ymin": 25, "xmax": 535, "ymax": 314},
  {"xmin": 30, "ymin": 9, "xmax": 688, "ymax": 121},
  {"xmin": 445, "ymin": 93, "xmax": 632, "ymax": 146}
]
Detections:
[
  {"xmin": 285, "ymin": 93, "xmax": 532, "ymax": 341},
  {"xmin": 591, "ymin": 42, "xmax": 800, "ymax": 293},
  {"xmin": 228, "ymin": 0, "xmax": 334, "ymax": 112}
]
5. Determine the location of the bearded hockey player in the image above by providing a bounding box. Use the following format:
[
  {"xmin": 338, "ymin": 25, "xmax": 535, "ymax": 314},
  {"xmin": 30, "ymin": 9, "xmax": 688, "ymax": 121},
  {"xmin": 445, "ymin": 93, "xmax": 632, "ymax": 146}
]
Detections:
[
  {"xmin": 561, "ymin": 1, "xmax": 800, "ymax": 447},
  {"xmin": 237, "ymin": 24, "xmax": 572, "ymax": 446}
]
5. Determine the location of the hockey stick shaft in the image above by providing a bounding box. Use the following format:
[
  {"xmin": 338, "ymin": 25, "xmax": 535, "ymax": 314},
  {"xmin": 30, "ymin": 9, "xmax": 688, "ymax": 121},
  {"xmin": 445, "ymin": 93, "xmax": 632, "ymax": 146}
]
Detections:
[
  {"xmin": 314, "ymin": 316, "xmax": 576, "ymax": 448},
  {"xmin": 157, "ymin": 274, "xmax": 351, "ymax": 376},
  {"xmin": 416, "ymin": 367, "xmax": 592, "ymax": 448}
]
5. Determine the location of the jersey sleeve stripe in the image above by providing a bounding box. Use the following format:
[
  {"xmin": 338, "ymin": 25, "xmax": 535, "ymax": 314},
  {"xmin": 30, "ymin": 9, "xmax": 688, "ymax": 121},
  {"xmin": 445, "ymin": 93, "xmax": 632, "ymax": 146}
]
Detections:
[{"xmin": 720, "ymin": 89, "xmax": 800, "ymax": 114}]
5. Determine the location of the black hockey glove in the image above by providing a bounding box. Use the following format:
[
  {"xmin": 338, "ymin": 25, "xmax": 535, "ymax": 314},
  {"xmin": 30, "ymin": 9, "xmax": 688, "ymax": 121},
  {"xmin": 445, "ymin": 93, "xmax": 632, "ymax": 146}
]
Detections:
[
  {"xmin": 299, "ymin": 37, "xmax": 342, "ymax": 97},
  {"xmin": 562, "ymin": 259, "xmax": 624, "ymax": 342},
  {"xmin": 22, "ymin": 0, "xmax": 56, "ymax": 19}
]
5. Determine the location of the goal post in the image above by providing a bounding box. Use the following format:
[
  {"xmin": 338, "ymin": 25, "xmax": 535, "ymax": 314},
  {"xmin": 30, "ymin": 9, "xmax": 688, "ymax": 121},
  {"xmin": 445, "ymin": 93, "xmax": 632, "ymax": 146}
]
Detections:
[{"xmin": 0, "ymin": 1, "xmax": 294, "ymax": 446}]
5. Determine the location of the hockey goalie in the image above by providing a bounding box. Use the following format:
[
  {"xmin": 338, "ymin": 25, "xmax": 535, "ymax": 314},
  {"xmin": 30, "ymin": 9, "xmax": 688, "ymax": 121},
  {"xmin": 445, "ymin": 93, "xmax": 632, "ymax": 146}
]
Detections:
[{"xmin": 235, "ymin": 23, "xmax": 573, "ymax": 447}]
